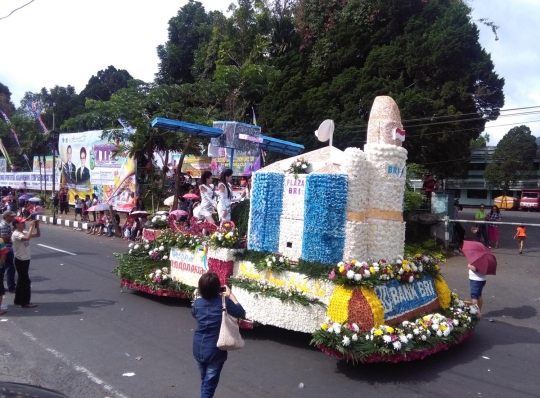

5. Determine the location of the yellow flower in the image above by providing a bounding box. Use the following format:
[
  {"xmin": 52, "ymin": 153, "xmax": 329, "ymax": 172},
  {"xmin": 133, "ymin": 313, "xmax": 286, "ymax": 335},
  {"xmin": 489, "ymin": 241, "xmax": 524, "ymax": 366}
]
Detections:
[
  {"xmin": 327, "ymin": 286, "xmax": 353, "ymax": 323},
  {"xmin": 369, "ymin": 266, "xmax": 376, "ymax": 274},
  {"xmin": 321, "ymin": 324, "xmax": 329, "ymax": 331},
  {"xmin": 374, "ymin": 329, "xmax": 383, "ymax": 336},
  {"xmin": 435, "ymin": 265, "xmax": 440, "ymax": 270},
  {"xmin": 339, "ymin": 265, "xmax": 345, "ymax": 273},
  {"xmin": 439, "ymin": 325, "xmax": 447, "ymax": 331},
  {"xmin": 351, "ymin": 260, "xmax": 357, "ymax": 264},
  {"xmin": 386, "ymin": 326, "xmax": 395, "ymax": 333}
]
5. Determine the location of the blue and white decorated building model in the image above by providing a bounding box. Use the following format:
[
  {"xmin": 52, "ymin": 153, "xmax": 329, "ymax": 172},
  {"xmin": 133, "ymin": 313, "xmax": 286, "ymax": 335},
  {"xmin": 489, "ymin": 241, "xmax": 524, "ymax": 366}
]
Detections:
[{"xmin": 248, "ymin": 96, "xmax": 408, "ymax": 262}]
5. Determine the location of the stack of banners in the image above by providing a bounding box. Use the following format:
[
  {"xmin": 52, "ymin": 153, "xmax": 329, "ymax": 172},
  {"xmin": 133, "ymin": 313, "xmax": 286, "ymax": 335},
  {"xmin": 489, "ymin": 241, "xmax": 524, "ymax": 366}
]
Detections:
[
  {"xmin": 0, "ymin": 172, "xmax": 60, "ymax": 190},
  {"xmin": 58, "ymin": 131, "xmax": 137, "ymax": 206}
]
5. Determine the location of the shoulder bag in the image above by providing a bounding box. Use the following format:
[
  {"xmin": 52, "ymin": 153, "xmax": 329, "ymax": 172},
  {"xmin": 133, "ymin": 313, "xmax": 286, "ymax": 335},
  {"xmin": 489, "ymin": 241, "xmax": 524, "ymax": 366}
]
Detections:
[{"xmin": 217, "ymin": 295, "xmax": 245, "ymax": 351}]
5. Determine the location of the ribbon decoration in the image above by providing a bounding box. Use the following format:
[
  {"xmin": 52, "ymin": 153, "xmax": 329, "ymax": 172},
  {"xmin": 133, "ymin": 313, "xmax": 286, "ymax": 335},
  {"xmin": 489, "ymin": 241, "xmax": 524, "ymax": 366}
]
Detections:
[
  {"xmin": 27, "ymin": 102, "xmax": 49, "ymax": 133},
  {"xmin": 0, "ymin": 139, "xmax": 13, "ymax": 167},
  {"xmin": 0, "ymin": 109, "xmax": 21, "ymax": 147},
  {"xmin": 193, "ymin": 244, "xmax": 208, "ymax": 271}
]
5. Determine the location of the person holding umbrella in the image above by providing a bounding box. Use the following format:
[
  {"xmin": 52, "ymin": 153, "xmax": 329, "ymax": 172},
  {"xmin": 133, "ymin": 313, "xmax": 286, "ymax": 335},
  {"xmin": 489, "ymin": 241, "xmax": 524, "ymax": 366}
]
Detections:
[{"xmin": 462, "ymin": 240, "xmax": 497, "ymax": 317}]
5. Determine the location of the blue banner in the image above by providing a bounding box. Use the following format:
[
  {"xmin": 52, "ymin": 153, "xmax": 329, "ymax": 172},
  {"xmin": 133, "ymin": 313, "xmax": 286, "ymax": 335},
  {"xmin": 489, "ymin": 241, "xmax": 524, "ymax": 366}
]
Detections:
[{"xmin": 373, "ymin": 276, "xmax": 438, "ymax": 321}]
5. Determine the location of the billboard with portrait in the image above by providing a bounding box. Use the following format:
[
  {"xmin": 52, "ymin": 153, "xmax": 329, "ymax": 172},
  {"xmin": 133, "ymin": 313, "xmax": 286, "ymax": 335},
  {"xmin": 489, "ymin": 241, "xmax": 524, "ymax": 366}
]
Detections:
[{"xmin": 59, "ymin": 131, "xmax": 136, "ymax": 206}]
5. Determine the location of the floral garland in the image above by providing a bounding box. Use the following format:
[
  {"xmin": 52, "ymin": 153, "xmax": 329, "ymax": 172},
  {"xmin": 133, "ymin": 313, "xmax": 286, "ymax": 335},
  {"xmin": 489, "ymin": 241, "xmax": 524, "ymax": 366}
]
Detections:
[
  {"xmin": 302, "ymin": 174, "xmax": 348, "ymax": 264},
  {"xmin": 253, "ymin": 253, "xmax": 293, "ymax": 274},
  {"xmin": 210, "ymin": 222, "xmax": 243, "ymax": 249},
  {"xmin": 248, "ymin": 172, "xmax": 285, "ymax": 253},
  {"xmin": 228, "ymin": 275, "xmax": 326, "ymax": 307},
  {"xmin": 286, "ymin": 157, "xmax": 311, "ymax": 179},
  {"xmin": 327, "ymin": 255, "xmax": 441, "ymax": 288},
  {"xmin": 208, "ymin": 258, "xmax": 235, "ymax": 286},
  {"xmin": 310, "ymin": 293, "xmax": 479, "ymax": 362}
]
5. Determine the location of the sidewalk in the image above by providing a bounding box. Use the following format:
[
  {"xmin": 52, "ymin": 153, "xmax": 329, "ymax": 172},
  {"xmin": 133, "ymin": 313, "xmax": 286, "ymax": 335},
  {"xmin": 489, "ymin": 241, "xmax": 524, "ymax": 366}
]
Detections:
[{"xmin": 36, "ymin": 214, "xmax": 91, "ymax": 231}]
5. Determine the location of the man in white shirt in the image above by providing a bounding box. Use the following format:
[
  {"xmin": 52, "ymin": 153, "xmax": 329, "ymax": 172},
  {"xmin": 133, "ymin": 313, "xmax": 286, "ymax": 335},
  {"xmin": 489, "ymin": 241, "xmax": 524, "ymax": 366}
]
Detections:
[{"xmin": 12, "ymin": 217, "xmax": 40, "ymax": 308}]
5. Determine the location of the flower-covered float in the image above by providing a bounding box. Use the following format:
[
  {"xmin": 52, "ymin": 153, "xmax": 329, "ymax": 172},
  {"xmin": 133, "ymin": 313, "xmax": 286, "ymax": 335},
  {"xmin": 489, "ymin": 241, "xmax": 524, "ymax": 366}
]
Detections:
[{"xmin": 113, "ymin": 96, "xmax": 478, "ymax": 363}]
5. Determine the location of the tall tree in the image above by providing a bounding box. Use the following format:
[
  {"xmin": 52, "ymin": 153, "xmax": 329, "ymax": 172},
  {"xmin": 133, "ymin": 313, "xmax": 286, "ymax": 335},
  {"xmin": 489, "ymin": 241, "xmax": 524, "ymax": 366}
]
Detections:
[
  {"xmin": 484, "ymin": 125, "xmax": 538, "ymax": 192},
  {"xmin": 79, "ymin": 65, "xmax": 134, "ymax": 102},
  {"xmin": 259, "ymin": 0, "xmax": 504, "ymax": 178},
  {"xmin": 156, "ymin": 0, "xmax": 216, "ymax": 85},
  {"xmin": 0, "ymin": 82, "xmax": 16, "ymax": 115}
]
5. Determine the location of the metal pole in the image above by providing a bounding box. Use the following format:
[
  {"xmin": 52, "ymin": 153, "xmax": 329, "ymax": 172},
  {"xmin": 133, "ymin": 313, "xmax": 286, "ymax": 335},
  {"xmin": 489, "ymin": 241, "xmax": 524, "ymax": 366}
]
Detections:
[
  {"xmin": 444, "ymin": 216, "xmax": 449, "ymax": 249},
  {"xmin": 229, "ymin": 148, "xmax": 235, "ymax": 169}
]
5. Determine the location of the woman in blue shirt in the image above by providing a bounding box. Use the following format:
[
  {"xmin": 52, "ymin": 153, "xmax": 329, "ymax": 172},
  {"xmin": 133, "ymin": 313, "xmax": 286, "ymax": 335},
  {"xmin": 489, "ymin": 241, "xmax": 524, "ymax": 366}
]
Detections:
[{"xmin": 192, "ymin": 272, "xmax": 245, "ymax": 398}]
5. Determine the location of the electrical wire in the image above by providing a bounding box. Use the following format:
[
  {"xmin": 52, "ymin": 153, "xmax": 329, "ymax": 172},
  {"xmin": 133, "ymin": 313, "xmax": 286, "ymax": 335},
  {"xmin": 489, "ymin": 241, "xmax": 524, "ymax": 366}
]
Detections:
[{"xmin": 0, "ymin": 0, "xmax": 35, "ymax": 21}]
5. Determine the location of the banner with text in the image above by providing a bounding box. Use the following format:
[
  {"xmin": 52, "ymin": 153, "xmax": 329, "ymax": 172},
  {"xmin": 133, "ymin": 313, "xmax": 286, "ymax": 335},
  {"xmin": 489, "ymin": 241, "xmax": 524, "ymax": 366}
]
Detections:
[
  {"xmin": 169, "ymin": 247, "xmax": 207, "ymax": 287},
  {"xmin": 59, "ymin": 131, "xmax": 136, "ymax": 205},
  {"xmin": 0, "ymin": 172, "xmax": 60, "ymax": 191}
]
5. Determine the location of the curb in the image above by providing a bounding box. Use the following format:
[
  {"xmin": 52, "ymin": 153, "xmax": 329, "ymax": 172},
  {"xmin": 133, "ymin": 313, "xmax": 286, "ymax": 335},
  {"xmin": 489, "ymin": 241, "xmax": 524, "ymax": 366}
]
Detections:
[{"xmin": 36, "ymin": 215, "xmax": 90, "ymax": 231}]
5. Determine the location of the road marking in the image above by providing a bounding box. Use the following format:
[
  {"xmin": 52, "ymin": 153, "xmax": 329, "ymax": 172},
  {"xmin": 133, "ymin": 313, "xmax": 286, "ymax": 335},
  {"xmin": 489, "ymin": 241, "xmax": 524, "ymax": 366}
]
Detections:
[
  {"xmin": 37, "ymin": 244, "xmax": 77, "ymax": 256},
  {"xmin": 22, "ymin": 331, "xmax": 129, "ymax": 398}
]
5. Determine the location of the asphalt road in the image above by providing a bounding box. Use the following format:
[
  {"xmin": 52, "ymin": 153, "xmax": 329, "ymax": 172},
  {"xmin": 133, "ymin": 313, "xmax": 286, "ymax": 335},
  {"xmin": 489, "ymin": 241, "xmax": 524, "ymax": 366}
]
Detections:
[{"xmin": 1, "ymin": 210, "xmax": 539, "ymax": 398}]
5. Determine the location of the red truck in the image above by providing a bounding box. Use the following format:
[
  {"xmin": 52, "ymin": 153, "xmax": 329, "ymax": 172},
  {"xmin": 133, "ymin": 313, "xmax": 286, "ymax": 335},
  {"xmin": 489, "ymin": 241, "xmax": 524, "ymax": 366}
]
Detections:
[{"xmin": 520, "ymin": 189, "xmax": 540, "ymax": 210}]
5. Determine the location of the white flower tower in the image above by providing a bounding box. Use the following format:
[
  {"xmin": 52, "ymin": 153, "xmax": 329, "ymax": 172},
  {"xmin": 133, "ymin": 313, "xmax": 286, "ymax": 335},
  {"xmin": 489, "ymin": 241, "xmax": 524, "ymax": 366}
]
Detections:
[{"xmin": 364, "ymin": 96, "xmax": 408, "ymax": 260}]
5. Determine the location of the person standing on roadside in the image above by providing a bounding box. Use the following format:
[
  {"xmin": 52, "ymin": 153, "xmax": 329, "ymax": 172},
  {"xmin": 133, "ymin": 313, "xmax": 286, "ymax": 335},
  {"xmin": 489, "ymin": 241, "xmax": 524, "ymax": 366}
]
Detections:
[
  {"xmin": 488, "ymin": 205, "xmax": 502, "ymax": 248},
  {"xmin": 59, "ymin": 188, "xmax": 69, "ymax": 215},
  {"xmin": 12, "ymin": 217, "xmax": 40, "ymax": 308},
  {"xmin": 74, "ymin": 195, "xmax": 83, "ymax": 221},
  {"xmin": 0, "ymin": 210, "xmax": 16, "ymax": 293},
  {"xmin": 474, "ymin": 204, "xmax": 490, "ymax": 248},
  {"xmin": 0, "ymin": 236, "xmax": 9, "ymax": 315},
  {"xmin": 514, "ymin": 225, "xmax": 527, "ymax": 255}
]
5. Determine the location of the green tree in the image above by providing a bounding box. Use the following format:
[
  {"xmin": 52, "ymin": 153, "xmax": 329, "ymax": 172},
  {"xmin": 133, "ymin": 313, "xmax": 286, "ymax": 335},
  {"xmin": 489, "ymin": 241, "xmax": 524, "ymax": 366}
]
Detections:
[
  {"xmin": 79, "ymin": 65, "xmax": 134, "ymax": 102},
  {"xmin": 0, "ymin": 82, "xmax": 16, "ymax": 115},
  {"xmin": 259, "ymin": 0, "xmax": 504, "ymax": 178},
  {"xmin": 484, "ymin": 125, "xmax": 537, "ymax": 192},
  {"xmin": 156, "ymin": 0, "xmax": 217, "ymax": 84},
  {"xmin": 470, "ymin": 133, "xmax": 489, "ymax": 149}
]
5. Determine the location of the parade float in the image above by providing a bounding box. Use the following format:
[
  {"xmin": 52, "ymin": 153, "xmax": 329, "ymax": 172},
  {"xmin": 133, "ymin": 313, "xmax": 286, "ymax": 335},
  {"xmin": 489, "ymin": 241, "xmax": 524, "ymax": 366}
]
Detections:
[{"xmin": 113, "ymin": 96, "xmax": 478, "ymax": 363}]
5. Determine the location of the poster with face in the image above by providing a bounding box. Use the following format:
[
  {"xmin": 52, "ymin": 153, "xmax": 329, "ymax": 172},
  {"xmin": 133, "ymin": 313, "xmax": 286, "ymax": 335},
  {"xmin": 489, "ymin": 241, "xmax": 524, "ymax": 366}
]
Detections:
[{"xmin": 59, "ymin": 131, "xmax": 137, "ymax": 206}]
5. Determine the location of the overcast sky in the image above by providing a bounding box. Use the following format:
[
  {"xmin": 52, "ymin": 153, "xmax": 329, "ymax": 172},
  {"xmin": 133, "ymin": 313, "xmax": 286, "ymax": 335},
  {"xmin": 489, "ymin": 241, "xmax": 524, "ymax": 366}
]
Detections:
[{"xmin": 1, "ymin": 0, "xmax": 539, "ymax": 144}]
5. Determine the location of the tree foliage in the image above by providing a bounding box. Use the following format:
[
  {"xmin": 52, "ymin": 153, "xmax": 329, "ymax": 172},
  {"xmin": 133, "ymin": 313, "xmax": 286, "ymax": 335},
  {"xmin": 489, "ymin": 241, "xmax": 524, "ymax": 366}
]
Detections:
[{"xmin": 484, "ymin": 125, "xmax": 537, "ymax": 191}]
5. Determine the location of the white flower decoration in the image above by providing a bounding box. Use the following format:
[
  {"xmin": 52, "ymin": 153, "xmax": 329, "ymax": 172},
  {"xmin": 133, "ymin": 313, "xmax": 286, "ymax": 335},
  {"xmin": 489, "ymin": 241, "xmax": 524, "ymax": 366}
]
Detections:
[{"xmin": 346, "ymin": 270, "xmax": 355, "ymax": 279}]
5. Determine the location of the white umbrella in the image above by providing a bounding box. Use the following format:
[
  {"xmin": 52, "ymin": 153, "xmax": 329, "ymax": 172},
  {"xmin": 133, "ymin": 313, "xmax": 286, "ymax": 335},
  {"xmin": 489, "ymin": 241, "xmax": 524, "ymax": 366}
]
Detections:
[
  {"xmin": 96, "ymin": 203, "xmax": 110, "ymax": 211},
  {"xmin": 28, "ymin": 197, "xmax": 42, "ymax": 203},
  {"xmin": 163, "ymin": 195, "xmax": 175, "ymax": 206}
]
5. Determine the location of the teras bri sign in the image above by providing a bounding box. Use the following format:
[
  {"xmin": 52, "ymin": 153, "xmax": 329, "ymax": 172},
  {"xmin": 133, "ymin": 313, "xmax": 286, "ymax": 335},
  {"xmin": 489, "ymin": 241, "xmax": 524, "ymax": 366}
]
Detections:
[{"xmin": 373, "ymin": 276, "xmax": 439, "ymax": 323}]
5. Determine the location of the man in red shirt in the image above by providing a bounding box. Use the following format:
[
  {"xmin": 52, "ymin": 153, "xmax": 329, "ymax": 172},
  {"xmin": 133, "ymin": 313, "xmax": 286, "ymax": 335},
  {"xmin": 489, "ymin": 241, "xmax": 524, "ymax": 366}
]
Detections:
[{"xmin": 422, "ymin": 174, "xmax": 437, "ymax": 206}]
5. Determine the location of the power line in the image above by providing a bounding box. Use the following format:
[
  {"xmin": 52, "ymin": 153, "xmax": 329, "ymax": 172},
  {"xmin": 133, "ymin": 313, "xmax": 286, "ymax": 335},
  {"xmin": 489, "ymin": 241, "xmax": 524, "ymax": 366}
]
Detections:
[{"xmin": 0, "ymin": 0, "xmax": 35, "ymax": 21}]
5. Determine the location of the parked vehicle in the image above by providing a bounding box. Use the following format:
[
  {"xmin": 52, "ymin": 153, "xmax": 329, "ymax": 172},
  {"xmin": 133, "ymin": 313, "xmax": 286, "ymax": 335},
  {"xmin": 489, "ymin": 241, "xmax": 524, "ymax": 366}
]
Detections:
[{"xmin": 519, "ymin": 189, "xmax": 540, "ymax": 210}]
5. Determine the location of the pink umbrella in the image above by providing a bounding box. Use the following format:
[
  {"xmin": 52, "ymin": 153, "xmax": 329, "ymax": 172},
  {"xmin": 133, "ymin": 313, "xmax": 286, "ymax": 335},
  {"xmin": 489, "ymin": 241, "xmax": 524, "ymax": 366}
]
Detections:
[
  {"xmin": 171, "ymin": 210, "xmax": 188, "ymax": 217},
  {"xmin": 462, "ymin": 240, "xmax": 497, "ymax": 275},
  {"xmin": 87, "ymin": 205, "xmax": 97, "ymax": 212},
  {"xmin": 183, "ymin": 193, "xmax": 199, "ymax": 199}
]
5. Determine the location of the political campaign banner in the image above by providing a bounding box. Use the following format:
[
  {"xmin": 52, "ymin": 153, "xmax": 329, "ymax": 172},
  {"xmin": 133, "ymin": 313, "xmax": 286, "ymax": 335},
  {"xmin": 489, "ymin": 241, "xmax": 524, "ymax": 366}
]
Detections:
[{"xmin": 58, "ymin": 131, "xmax": 136, "ymax": 206}]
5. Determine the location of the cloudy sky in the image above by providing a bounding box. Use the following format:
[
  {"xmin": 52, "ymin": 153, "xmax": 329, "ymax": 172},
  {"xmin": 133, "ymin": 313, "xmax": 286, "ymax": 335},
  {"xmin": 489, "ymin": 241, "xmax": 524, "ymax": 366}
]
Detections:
[{"xmin": 1, "ymin": 0, "xmax": 538, "ymax": 144}]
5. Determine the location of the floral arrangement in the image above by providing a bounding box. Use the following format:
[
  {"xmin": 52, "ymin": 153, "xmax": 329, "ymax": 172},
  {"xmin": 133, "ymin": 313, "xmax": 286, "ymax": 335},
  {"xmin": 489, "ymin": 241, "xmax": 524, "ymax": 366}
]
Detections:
[
  {"xmin": 210, "ymin": 222, "xmax": 243, "ymax": 249},
  {"xmin": 248, "ymin": 172, "xmax": 285, "ymax": 253},
  {"xmin": 229, "ymin": 275, "xmax": 325, "ymax": 307},
  {"xmin": 311, "ymin": 293, "xmax": 478, "ymax": 362},
  {"xmin": 253, "ymin": 253, "xmax": 292, "ymax": 273},
  {"xmin": 327, "ymin": 256, "xmax": 441, "ymax": 287},
  {"xmin": 302, "ymin": 174, "xmax": 348, "ymax": 264},
  {"xmin": 147, "ymin": 267, "xmax": 171, "ymax": 285},
  {"xmin": 151, "ymin": 214, "xmax": 169, "ymax": 230},
  {"xmin": 286, "ymin": 157, "xmax": 311, "ymax": 179}
]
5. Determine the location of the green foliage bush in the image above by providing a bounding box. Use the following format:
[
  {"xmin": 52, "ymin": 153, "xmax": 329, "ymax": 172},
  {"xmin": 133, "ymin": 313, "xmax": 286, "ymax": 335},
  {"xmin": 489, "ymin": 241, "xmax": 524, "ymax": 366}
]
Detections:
[
  {"xmin": 403, "ymin": 190, "xmax": 423, "ymax": 220},
  {"xmin": 231, "ymin": 200, "xmax": 250, "ymax": 237}
]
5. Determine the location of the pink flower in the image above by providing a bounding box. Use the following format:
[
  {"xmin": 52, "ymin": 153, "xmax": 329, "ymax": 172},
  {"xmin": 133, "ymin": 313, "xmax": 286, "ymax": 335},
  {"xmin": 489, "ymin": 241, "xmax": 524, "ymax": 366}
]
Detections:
[{"xmin": 329, "ymin": 269, "xmax": 336, "ymax": 279}]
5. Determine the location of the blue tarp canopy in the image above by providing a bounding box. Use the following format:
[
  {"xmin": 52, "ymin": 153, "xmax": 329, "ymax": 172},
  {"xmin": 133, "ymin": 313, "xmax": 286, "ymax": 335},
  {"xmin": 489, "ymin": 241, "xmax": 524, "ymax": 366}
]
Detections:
[
  {"xmin": 259, "ymin": 135, "xmax": 304, "ymax": 156},
  {"xmin": 151, "ymin": 117, "xmax": 223, "ymax": 138}
]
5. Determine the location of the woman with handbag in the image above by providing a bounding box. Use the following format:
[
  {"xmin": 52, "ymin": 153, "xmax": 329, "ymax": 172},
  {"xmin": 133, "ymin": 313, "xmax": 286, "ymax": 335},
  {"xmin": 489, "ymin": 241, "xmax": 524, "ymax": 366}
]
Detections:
[{"xmin": 192, "ymin": 272, "xmax": 245, "ymax": 398}]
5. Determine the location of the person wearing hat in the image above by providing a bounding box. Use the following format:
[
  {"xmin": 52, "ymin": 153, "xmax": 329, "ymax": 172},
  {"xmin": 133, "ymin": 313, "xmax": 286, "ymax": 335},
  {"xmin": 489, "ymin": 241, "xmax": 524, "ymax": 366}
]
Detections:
[
  {"xmin": 0, "ymin": 210, "xmax": 16, "ymax": 293},
  {"xmin": 12, "ymin": 216, "xmax": 40, "ymax": 308}
]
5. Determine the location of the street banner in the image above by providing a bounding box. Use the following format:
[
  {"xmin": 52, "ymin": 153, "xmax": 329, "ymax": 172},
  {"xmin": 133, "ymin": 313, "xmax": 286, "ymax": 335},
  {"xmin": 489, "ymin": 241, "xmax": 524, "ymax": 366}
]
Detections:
[
  {"xmin": 0, "ymin": 171, "xmax": 60, "ymax": 191},
  {"xmin": 0, "ymin": 110, "xmax": 21, "ymax": 147},
  {"xmin": 175, "ymin": 155, "xmax": 212, "ymax": 177},
  {"xmin": 32, "ymin": 155, "xmax": 55, "ymax": 173},
  {"xmin": 210, "ymin": 149, "xmax": 260, "ymax": 176},
  {"xmin": 0, "ymin": 139, "xmax": 13, "ymax": 167},
  {"xmin": 59, "ymin": 131, "xmax": 137, "ymax": 206}
]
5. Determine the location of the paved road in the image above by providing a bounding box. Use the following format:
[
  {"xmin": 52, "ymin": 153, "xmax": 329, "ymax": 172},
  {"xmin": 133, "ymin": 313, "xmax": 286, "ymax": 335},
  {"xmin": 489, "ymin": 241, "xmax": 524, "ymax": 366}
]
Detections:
[{"xmin": 1, "ymin": 213, "xmax": 539, "ymax": 398}]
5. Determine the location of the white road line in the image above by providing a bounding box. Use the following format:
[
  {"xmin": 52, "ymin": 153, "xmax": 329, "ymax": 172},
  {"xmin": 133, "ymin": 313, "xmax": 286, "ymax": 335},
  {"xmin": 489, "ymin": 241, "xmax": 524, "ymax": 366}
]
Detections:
[
  {"xmin": 37, "ymin": 244, "xmax": 77, "ymax": 256},
  {"xmin": 22, "ymin": 331, "xmax": 129, "ymax": 398}
]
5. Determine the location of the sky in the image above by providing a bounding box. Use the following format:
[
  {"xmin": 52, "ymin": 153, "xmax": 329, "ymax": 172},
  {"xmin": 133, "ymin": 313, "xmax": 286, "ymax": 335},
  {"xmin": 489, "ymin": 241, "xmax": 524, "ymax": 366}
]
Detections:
[{"xmin": 1, "ymin": 0, "xmax": 539, "ymax": 145}]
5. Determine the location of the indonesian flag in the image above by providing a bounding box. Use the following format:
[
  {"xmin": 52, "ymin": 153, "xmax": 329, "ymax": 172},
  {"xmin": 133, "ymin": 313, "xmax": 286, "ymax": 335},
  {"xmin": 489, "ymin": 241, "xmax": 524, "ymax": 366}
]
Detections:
[{"xmin": 393, "ymin": 127, "xmax": 406, "ymax": 142}]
